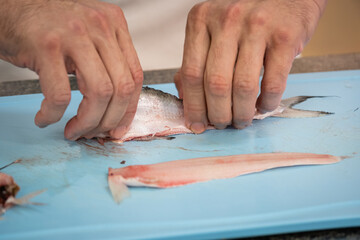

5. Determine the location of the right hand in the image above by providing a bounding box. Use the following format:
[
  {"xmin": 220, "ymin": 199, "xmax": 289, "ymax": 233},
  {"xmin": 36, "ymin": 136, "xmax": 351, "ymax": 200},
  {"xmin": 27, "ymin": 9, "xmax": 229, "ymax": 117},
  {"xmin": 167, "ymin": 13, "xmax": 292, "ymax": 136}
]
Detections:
[
  {"xmin": 175, "ymin": 0, "xmax": 326, "ymax": 133},
  {"xmin": 0, "ymin": 0, "xmax": 143, "ymax": 140}
]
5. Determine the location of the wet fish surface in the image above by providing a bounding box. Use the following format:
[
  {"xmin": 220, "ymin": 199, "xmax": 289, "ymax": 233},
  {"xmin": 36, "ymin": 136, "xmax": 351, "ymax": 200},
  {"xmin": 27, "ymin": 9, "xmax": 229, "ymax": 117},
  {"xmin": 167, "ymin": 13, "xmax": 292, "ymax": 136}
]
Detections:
[
  {"xmin": 108, "ymin": 152, "xmax": 342, "ymax": 203},
  {"xmin": 106, "ymin": 87, "xmax": 332, "ymax": 142}
]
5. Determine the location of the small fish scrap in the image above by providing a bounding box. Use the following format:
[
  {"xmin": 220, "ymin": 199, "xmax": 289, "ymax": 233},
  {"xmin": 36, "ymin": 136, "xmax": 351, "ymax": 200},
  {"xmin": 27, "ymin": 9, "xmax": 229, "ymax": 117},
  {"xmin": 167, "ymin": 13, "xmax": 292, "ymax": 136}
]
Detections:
[
  {"xmin": 108, "ymin": 152, "xmax": 343, "ymax": 203},
  {"xmin": 0, "ymin": 172, "xmax": 44, "ymax": 218},
  {"xmin": 104, "ymin": 87, "xmax": 332, "ymax": 143}
]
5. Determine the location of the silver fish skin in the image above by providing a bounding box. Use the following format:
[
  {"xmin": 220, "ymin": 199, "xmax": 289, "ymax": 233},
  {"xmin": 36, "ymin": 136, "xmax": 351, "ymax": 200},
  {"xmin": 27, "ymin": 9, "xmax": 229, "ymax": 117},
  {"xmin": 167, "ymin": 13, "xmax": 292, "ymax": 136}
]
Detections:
[{"xmin": 109, "ymin": 87, "xmax": 332, "ymax": 143}]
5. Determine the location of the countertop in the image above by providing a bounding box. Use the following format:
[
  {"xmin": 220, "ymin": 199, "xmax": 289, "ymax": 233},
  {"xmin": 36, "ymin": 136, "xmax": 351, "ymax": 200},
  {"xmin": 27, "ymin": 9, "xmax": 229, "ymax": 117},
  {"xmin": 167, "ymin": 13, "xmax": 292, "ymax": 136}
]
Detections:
[{"xmin": 0, "ymin": 53, "xmax": 359, "ymax": 239}]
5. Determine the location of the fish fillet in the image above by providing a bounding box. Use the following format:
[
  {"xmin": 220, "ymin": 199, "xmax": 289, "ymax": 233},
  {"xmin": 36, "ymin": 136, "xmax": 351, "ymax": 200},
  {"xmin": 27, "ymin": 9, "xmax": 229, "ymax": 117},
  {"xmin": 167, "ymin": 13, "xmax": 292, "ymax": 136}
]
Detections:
[
  {"xmin": 106, "ymin": 87, "xmax": 332, "ymax": 142},
  {"xmin": 108, "ymin": 152, "xmax": 342, "ymax": 203}
]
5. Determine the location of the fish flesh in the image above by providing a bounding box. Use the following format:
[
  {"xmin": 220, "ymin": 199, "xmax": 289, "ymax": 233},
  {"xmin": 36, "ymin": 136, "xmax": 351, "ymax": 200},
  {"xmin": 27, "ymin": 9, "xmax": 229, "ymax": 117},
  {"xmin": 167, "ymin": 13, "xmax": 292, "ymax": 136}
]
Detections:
[
  {"xmin": 106, "ymin": 87, "xmax": 332, "ymax": 142},
  {"xmin": 0, "ymin": 172, "xmax": 44, "ymax": 218},
  {"xmin": 108, "ymin": 152, "xmax": 342, "ymax": 203}
]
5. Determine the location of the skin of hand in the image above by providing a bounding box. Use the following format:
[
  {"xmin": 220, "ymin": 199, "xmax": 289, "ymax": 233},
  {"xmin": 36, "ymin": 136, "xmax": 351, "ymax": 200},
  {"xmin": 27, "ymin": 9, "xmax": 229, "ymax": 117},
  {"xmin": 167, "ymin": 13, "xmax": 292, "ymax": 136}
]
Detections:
[
  {"xmin": 175, "ymin": 0, "xmax": 327, "ymax": 133},
  {"xmin": 0, "ymin": 0, "xmax": 143, "ymax": 141}
]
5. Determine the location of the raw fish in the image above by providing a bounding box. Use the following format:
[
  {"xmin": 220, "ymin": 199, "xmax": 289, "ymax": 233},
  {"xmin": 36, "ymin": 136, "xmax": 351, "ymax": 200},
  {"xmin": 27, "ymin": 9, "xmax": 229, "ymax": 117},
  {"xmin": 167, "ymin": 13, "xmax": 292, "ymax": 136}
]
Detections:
[
  {"xmin": 0, "ymin": 172, "xmax": 44, "ymax": 218},
  {"xmin": 106, "ymin": 87, "xmax": 332, "ymax": 142},
  {"xmin": 108, "ymin": 152, "xmax": 342, "ymax": 203}
]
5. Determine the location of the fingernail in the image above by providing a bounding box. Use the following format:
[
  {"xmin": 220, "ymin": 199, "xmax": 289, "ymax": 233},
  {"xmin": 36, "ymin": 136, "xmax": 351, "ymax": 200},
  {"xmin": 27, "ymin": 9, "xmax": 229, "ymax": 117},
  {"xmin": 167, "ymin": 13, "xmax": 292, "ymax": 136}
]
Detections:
[
  {"xmin": 34, "ymin": 114, "xmax": 48, "ymax": 128},
  {"xmin": 36, "ymin": 122, "xmax": 48, "ymax": 128},
  {"xmin": 213, "ymin": 123, "xmax": 228, "ymax": 130},
  {"xmin": 256, "ymin": 107, "xmax": 273, "ymax": 114},
  {"xmin": 64, "ymin": 129, "xmax": 80, "ymax": 141},
  {"xmin": 190, "ymin": 122, "xmax": 206, "ymax": 134},
  {"xmin": 64, "ymin": 133, "xmax": 80, "ymax": 141},
  {"xmin": 233, "ymin": 121, "xmax": 252, "ymax": 130}
]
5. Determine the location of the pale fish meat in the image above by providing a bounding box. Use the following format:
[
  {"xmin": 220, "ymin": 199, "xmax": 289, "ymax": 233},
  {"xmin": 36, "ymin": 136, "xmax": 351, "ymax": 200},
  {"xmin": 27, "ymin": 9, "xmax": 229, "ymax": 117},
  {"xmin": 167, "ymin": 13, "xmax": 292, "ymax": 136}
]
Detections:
[
  {"xmin": 109, "ymin": 87, "xmax": 332, "ymax": 143},
  {"xmin": 108, "ymin": 152, "xmax": 342, "ymax": 203},
  {"xmin": 0, "ymin": 171, "xmax": 44, "ymax": 218}
]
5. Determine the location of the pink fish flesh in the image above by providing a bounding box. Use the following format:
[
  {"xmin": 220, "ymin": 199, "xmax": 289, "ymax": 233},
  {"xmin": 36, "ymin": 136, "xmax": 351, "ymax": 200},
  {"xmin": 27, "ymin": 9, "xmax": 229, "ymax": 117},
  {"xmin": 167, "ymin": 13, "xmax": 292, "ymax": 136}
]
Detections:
[
  {"xmin": 106, "ymin": 87, "xmax": 332, "ymax": 142},
  {"xmin": 108, "ymin": 152, "xmax": 342, "ymax": 203}
]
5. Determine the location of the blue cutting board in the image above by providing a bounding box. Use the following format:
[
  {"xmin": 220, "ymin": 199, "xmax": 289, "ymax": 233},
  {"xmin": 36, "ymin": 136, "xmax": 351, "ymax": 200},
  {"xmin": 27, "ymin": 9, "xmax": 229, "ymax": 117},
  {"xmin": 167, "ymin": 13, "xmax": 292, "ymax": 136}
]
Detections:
[{"xmin": 0, "ymin": 70, "xmax": 359, "ymax": 240}]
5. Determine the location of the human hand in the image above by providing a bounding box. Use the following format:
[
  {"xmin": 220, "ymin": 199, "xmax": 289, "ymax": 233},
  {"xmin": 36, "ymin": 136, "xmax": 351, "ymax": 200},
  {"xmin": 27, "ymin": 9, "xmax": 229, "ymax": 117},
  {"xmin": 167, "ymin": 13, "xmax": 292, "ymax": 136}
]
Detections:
[
  {"xmin": 176, "ymin": 0, "xmax": 327, "ymax": 133},
  {"xmin": 0, "ymin": 0, "xmax": 143, "ymax": 140}
]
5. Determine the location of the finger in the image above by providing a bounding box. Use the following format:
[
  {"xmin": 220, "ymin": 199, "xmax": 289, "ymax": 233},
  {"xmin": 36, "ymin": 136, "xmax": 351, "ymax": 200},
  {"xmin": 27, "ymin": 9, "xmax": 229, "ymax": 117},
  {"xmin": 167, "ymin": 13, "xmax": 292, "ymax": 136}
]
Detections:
[
  {"xmin": 174, "ymin": 71, "xmax": 183, "ymax": 99},
  {"xmin": 64, "ymin": 40, "xmax": 113, "ymax": 141},
  {"xmin": 35, "ymin": 50, "xmax": 71, "ymax": 128},
  {"xmin": 204, "ymin": 34, "xmax": 238, "ymax": 129},
  {"xmin": 232, "ymin": 39, "xmax": 265, "ymax": 129},
  {"xmin": 83, "ymin": 35, "xmax": 135, "ymax": 139},
  {"xmin": 180, "ymin": 4, "xmax": 210, "ymax": 133},
  {"xmin": 109, "ymin": 26, "xmax": 144, "ymax": 139},
  {"xmin": 256, "ymin": 46, "xmax": 294, "ymax": 113}
]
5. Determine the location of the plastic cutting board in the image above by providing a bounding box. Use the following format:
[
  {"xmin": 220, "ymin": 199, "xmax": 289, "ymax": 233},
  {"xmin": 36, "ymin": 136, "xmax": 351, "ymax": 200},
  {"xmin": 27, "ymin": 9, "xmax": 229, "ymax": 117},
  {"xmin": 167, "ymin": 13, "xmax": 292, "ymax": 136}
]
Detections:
[{"xmin": 0, "ymin": 70, "xmax": 359, "ymax": 239}]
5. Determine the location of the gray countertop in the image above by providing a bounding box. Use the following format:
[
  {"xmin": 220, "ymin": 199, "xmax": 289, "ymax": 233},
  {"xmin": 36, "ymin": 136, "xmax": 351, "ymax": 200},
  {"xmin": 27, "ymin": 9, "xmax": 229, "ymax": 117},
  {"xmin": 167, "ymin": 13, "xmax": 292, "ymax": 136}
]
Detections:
[
  {"xmin": 0, "ymin": 53, "xmax": 359, "ymax": 239},
  {"xmin": 1, "ymin": 53, "xmax": 359, "ymax": 97}
]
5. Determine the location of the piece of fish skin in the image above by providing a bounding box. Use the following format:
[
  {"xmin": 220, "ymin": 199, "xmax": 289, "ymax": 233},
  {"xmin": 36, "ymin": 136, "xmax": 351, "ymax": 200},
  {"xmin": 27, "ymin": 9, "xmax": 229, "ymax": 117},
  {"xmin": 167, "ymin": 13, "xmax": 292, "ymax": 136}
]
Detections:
[
  {"xmin": 107, "ymin": 87, "xmax": 332, "ymax": 142},
  {"xmin": 108, "ymin": 152, "xmax": 342, "ymax": 203}
]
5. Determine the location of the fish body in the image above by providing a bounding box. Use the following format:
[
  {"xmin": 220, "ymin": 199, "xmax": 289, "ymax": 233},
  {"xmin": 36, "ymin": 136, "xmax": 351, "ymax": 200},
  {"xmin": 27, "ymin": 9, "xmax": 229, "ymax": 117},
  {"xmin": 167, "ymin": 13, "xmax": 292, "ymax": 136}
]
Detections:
[
  {"xmin": 109, "ymin": 87, "xmax": 332, "ymax": 142},
  {"xmin": 108, "ymin": 152, "xmax": 342, "ymax": 203}
]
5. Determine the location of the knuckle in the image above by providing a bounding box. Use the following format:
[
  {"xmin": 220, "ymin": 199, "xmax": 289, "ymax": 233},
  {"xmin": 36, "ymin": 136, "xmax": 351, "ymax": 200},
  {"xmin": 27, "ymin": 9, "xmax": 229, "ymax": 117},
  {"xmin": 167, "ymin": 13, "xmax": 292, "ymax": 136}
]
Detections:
[
  {"xmin": 41, "ymin": 32, "xmax": 62, "ymax": 52},
  {"xmin": 68, "ymin": 19, "xmax": 87, "ymax": 36},
  {"xmin": 187, "ymin": 2, "xmax": 209, "ymax": 29},
  {"xmin": 116, "ymin": 80, "xmax": 135, "ymax": 98},
  {"xmin": 132, "ymin": 68, "xmax": 144, "ymax": 85},
  {"xmin": 221, "ymin": 3, "xmax": 242, "ymax": 27},
  {"xmin": 88, "ymin": 9, "xmax": 111, "ymax": 35},
  {"xmin": 262, "ymin": 81, "xmax": 286, "ymax": 95},
  {"xmin": 110, "ymin": 5, "xmax": 126, "ymax": 21},
  {"xmin": 50, "ymin": 91, "xmax": 71, "ymax": 107},
  {"xmin": 181, "ymin": 67, "xmax": 203, "ymax": 86},
  {"xmin": 233, "ymin": 78, "xmax": 258, "ymax": 94},
  {"xmin": 207, "ymin": 75, "xmax": 231, "ymax": 96},
  {"xmin": 247, "ymin": 10, "xmax": 267, "ymax": 32},
  {"xmin": 188, "ymin": 2, "xmax": 209, "ymax": 21},
  {"xmin": 272, "ymin": 28, "xmax": 295, "ymax": 46},
  {"xmin": 94, "ymin": 81, "xmax": 114, "ymax": 100},
  {"xmin": 110, "ymin": 6, "xmax": 128, "ymax": 29}
]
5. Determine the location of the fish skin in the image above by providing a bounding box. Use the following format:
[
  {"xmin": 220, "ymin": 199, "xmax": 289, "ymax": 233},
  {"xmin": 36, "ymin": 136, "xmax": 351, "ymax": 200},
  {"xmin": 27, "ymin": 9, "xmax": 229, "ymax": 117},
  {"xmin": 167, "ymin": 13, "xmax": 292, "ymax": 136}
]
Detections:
[
  {"xmin": 105, "ymin": 87, "xmax": 332, "ymax": 143},
  {"xmin": 108, "ymin": 152, "xmax": 342, "ymax": 203}
]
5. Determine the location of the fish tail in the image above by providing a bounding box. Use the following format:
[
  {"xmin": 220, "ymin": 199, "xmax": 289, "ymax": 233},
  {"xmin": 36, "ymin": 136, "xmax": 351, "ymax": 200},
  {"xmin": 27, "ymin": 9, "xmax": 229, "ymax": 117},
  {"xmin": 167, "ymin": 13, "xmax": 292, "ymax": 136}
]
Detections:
[
  {"xmin": 274, "ymin": 96, "xmax": 334, "ymax": 118},
  {"xmin": 5, "ymin": 189, "xmax": 45, "ymax": 206}
]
